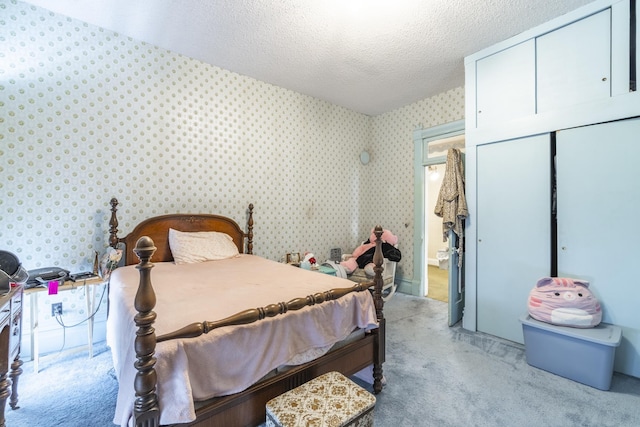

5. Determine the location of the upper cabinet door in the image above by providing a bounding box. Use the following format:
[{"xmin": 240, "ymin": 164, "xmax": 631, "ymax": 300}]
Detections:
[
  {"xmin": 537, "ymin": 9, "xmax": 611, "ymax": 113},
  {"xmin": 475, "ymin": 40, "xmax": 535, "ymax": 129}
]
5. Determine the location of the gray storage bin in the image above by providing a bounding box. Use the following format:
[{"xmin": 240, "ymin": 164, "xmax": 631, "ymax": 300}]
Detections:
[{"xmin": 520, "ymin": 314, "xmax": 622, "ymax": 390}]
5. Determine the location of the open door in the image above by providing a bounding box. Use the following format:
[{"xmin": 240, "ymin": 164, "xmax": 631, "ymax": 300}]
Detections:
[
  {"xmin": 435, "ymin": 147, "xmax": 466, "ymax": 327},
  {"xmin": 447, "ymin": 230, "xmax": 463, "ymax": 326}
]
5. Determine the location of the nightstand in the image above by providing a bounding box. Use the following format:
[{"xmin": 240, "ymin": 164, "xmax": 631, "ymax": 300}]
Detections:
[{"xmin": 25, "ymin": 277, "xmax": 106, "ymax": 372}]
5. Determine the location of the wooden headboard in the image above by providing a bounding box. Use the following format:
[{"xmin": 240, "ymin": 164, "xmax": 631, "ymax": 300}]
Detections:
[{"xmin": 108, "ymin": 198, "xmax": 254, "ymax": 266}]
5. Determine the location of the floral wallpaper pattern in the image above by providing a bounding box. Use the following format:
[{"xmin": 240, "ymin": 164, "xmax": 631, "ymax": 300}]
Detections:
[{"xmin": 1, "ymin": 0, "xmax": 464, "ymax": 287}]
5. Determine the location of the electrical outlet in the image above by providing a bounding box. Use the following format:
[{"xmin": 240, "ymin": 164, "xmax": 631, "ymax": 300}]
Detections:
[{"xmin": 51, "ymin": 302, "xmax": 62, "ymax": 316}]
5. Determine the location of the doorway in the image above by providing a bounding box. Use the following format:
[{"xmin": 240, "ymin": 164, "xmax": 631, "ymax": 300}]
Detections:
[
  {"xmin": 425, "ymin": 163, "xmax": 448, "ymax": 302},
  {"xmin": 412, "ymin": 120, "xmax": 465, "ymax": 325}
]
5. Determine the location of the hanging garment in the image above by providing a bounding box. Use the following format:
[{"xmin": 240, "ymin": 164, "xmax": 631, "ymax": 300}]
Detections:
[{"xmin": 434, "ymin": 148, "xmax": 468, "ymax": 266}]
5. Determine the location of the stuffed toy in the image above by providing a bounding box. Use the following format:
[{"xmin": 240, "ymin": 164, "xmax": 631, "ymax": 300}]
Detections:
[
  {"xmin": 300, "ymin": 252, "xmax": 317, "ymax": 270},
  {"xmin": 340, "ymin": 229, "xmax": 401, "ymax": 275},
  {"xmin": 528, "ymin": 277, "xmax": 602, "ymax": 328}
]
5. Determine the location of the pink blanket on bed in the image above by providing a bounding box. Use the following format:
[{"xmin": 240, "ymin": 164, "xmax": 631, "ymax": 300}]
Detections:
[{"xmin": 107, "ymin": 254, "xmax": 378, "ymax": 426}]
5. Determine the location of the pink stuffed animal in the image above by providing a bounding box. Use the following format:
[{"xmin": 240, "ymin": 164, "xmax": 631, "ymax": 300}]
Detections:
[
  {"xmin": 340, "ymin": 229, "xmax": 398, "ymax": 275},
  {"xmin": 528, "ymin": 277, "xmax": 602, "ymax": 328}
]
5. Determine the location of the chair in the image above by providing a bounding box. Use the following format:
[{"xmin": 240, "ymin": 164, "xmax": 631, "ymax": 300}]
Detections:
[{"xmin": 343, "ymin": 252, "xmax": 397, "ymax": 302}]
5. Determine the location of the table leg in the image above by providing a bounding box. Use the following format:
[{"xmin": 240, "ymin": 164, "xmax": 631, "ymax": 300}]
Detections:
[
  {"xmin": 86, "ymin": 283, "xmax": 94, "ymax": 358},
  {"xmin": 29, "ymin": 293, "xmax": 39, "ymax": 373}
]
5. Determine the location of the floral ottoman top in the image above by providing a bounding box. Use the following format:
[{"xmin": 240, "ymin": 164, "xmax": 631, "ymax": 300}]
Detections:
[{"xmin": 266, "ymin": 371, "xmax": 376, "ymax": 427}]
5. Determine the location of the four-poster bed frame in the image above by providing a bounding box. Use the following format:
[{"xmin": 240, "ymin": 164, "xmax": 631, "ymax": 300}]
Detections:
[{"xmin": 107, "ymin": 198, "xmax": 386, "ymax": 427}]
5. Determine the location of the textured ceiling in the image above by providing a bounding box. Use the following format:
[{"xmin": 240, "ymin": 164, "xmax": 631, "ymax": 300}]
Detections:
[{"xmin": 22, "ymin": 0, "xmax": 594, "ymax": 115}]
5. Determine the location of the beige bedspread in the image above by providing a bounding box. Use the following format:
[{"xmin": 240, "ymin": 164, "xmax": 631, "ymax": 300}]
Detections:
[{"xmin": 107, "ymin": 254, "xmax": 378, "ymax": 426}]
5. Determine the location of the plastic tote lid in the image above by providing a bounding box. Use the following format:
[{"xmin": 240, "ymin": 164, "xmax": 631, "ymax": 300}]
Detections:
[{"xmin": 520, "ymin": 314, "xmax": 622, "ymax": 347}]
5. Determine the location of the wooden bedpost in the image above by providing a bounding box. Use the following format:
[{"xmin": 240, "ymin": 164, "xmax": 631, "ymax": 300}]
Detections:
[
  {"xmin": 372, "ymin": 225, "xmax": 386, "ymax": 394},
  {"xmin": 109, "ymin": 198, "xmax": 120, "ymax": 249},
  {"xmin": 246, "ymin": 203, "xmax": 254, "ymax": 255},
  {"xmin": 132, "ymin": 236, "xmax": 160, "ymax": 427}
]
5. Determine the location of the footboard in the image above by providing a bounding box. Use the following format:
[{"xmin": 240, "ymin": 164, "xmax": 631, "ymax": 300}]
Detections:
[
  {"xmin": 129, "ymin": 228, "xmax": 386, "ymax": 427},
  {"xmin": 183, "ymin": 333, "xmax": 379, "ymax": 427}
]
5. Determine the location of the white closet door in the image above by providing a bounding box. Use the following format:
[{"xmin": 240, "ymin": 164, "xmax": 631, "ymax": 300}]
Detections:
[
  {"xmin": 477, "ymin": 134, "xmax": 551, "ymax": 344},
  {"xmin": 556, "ymin": 118, "xmax": 640, "ymax": 378}
]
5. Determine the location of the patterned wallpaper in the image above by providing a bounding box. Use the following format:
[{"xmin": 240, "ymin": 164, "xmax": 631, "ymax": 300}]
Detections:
[
  {"xmin": 1, "ymin": 0, "xmax": 464, "ymax": 286},
  {"xmin": 367, "ymin": 90, "xmax": 464, "ymax": 280}
]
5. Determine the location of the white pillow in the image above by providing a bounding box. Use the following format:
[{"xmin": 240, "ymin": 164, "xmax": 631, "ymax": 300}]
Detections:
[{"xmin": 168, "ymin": 228, "xmax": 239, "ymax": 264}]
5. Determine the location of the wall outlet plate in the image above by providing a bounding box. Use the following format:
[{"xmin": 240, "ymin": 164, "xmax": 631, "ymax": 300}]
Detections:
[{"xmin": 51, "ymin": 302, "xmax": 62, "ymax": 316}]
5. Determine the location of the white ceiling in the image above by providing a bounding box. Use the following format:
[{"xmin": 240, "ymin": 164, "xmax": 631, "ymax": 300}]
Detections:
[{"xmin": 23, "ymin": 0, "xmax": 594, "ymax": 116}]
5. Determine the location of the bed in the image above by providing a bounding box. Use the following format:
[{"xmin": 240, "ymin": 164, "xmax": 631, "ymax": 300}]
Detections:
[{"xmin": 106, "ymin": 198, "xmax": 386, "ymax": 427}]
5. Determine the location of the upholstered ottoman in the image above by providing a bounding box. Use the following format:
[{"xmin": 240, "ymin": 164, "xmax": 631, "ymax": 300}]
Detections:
[{"xmin": 266, "ymin": 371, "xmax": 376, "ymax": 427}]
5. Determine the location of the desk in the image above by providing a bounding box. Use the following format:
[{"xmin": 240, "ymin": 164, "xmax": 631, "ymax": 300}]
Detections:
[{"xmin": 25, "ymin": 277, "xmax": 106, "ymax": 373}]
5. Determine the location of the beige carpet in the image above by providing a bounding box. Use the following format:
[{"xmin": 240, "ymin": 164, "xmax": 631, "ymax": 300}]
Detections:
[{"xmin": 427, "ymin": 264, "xmax": 448, "ymax": 302}]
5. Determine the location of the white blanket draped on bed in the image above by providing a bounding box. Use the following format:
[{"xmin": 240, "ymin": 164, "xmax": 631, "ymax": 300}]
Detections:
[{"xmin": 107, "ymin": 254, "xmax": 379, "ymax": 426}]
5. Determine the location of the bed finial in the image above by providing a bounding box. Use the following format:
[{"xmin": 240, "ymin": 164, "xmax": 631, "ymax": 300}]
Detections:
[
  {"xmin": 109, "ymin": 198, "xmax": 119, "ymax": 249},
  {"xmin": 132, "ymin": 236, "xmax": 160, "ymax": 427},
  {"xmin": 247, "ymin": 203, "xmax": 254, "ymax": 255}
]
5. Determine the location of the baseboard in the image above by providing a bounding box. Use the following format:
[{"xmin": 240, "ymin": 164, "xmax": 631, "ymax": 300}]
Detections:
[{"xmin": 396, "ymin": 276, "xmax": 421, "ymax": 296}]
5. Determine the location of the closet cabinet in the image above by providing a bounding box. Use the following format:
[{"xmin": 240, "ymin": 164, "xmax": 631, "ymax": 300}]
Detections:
[
  {"xmin": 476, "ymin": 135, "xmax": 550, "ymax": 344},
  {"xmin": 475, "ymin": 119, "xmax": 640, "ymax": 374},
  {"xmin": 471, "ymin": 3, "xmax": 617, "ymax": 131},
  {"xmin": 465, "ymin": 0, "xmax": 640, "ymax": 379}
]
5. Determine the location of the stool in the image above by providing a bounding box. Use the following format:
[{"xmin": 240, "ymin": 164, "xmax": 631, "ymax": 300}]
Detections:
[{"xmin": 266, "ymin": 371, "xmax": 376, "ymax": 427}]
